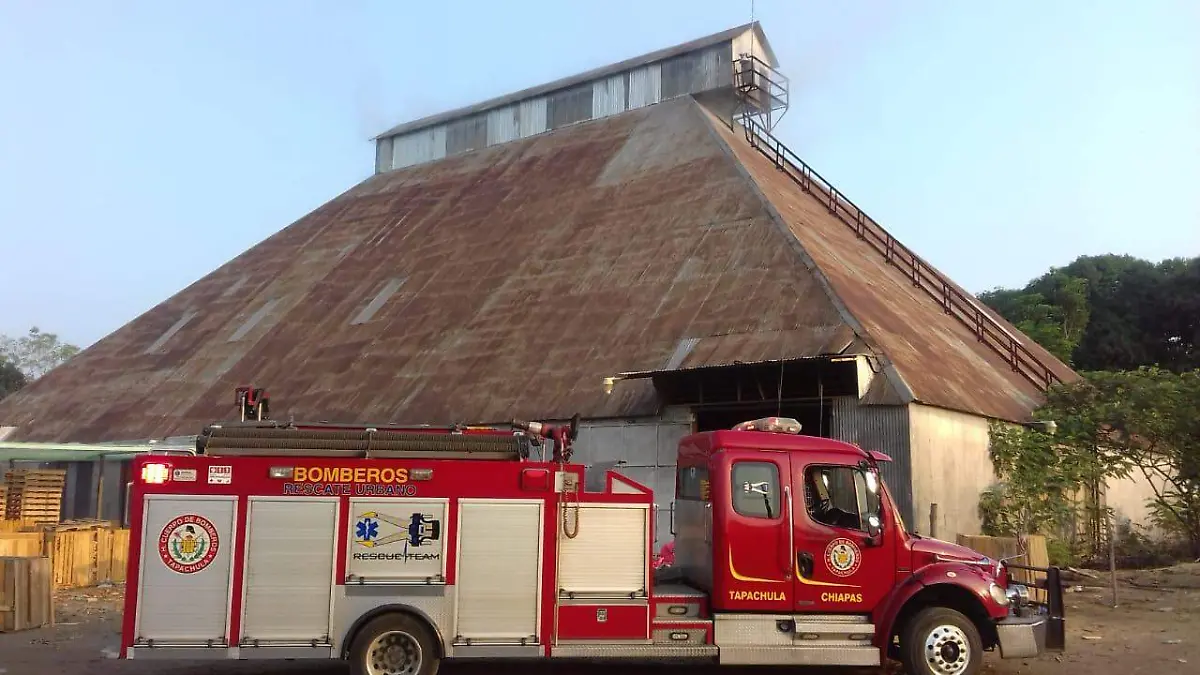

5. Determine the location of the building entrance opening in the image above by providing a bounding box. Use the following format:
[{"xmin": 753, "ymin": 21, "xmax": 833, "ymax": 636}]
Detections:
[{"xmin": 694, "ymin": 401, "xmax": 831, "ymax": 436}]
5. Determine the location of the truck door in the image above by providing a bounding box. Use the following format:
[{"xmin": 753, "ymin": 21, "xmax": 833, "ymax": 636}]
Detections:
[
  {"xmin": 790, "ymin": 461, "xmax": 895, "ymax": 613},
  {"xmin": 721, "ymin": 453, "xmax": 794, "ymax": 611}
]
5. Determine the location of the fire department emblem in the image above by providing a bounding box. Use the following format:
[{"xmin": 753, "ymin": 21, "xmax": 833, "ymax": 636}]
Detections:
[
  {"xmin": 824, "ymin": 537, "xmax": 861, "ymax": 578},
  {"xmin": 158, "ymin": 514, "xmax": 219, "ymax": 574}
]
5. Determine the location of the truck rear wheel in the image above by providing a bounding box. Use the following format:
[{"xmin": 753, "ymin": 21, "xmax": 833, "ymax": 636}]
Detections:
[
  {"xmin": 348, "ymin": 612, "xmax": 440, "ymax": 675},
  {"xmin": 899, "ymin": 606, "xmax": 983, "ymax": 675}
]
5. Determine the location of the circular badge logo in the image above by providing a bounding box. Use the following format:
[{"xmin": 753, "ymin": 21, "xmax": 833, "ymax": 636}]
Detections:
[
  {"xmin": 158, "ymin": 514, "xmax": 219, "ymax": 574},
  {"xmin": 825, "ymin": 537, "xmax": 862, "ymax": 578}
]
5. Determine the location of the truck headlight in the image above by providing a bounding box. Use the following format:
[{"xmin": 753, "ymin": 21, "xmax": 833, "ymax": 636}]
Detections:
[
  {"xmin": 989, "ymin": 582, "xmax": 1010, "ymax": 606},
  {"xmin": 1006, "ymin": 584, "xmax": 1030, "ymax": 607}
]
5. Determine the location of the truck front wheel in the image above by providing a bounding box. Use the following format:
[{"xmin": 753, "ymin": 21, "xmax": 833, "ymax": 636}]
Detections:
[
  {"xmin": 899, "ymin": 606, "xmax": 983, "ymax": 675},
  {"xmin": 348, "ymin": 612, "xmax": 441, "ymax": 675}
]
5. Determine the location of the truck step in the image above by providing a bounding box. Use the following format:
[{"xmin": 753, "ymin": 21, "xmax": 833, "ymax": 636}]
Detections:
[
  {"xmin": 550, "ymin": 644, "xmax": 718, "ymax": 659},
  {"xmin": 719, "ymin": 645, "xmax": 881, "ymax": 667},
  {"xmin": 714, "ymin": 613, "xmax": 875, "ymax": 648},
  {"xmin": 651, "ymin": 583, "xmax": 709, "ymax": 619},
  {"xmin": 792, "ymin": 621, "xmax": 876, "ymax": 646},
  {"xmin": 651, "ymin": 618, "xmax": 712, "ymax": 645}
]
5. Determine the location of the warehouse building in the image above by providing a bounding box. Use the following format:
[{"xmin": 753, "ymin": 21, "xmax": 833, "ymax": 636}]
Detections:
[{"xmin": 0, "ymin": 23, "xmax": 1077, "ymax": 541}]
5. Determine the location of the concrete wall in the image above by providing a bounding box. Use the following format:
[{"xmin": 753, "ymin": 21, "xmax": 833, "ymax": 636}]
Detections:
[
  {"xmin": 1106, "ymin": 471, "xmax": 1165, "ymax": 531},
  {"xmin": 908, "ymin": 403, "xmax": 996, "ymax": 541},
  {"xmin": 571, "ymin": 408, "xmax": 693, "ymax": 549}
]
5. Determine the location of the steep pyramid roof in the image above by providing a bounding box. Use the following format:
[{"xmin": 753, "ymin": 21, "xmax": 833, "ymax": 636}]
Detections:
[{"xmin": 0, "ymin": 97, "xmax": 1075, "ymax": 442}]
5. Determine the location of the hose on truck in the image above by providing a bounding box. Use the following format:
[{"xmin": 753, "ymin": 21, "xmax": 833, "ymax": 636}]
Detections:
[{"xmin": 561, "ymin": 464, "xmax": 581, "ymax": 539}]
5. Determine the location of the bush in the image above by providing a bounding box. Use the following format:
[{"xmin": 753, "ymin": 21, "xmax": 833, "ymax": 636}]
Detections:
[
  {"xmin": 1045, "ymin": 537, "xmax": 1076, "ymax": 568},
  {"xmin": 1109, "ymin": 516, "xmax": 1186, "ymax": 569}
]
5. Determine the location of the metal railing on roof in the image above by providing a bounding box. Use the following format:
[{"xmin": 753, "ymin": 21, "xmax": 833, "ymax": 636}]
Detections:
[
  {"xmin": 735, "ymin": 113, "xmax": 1063, "ymax": 391},
  {"xmin": 732, "ymin": 54, "xmax": 790, "ymax": 132}
]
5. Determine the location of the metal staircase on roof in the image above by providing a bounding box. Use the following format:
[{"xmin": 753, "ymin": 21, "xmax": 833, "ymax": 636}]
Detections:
[{"xmin": 728, "ymin": 60, "xmax": 1063, "ymax": 391}]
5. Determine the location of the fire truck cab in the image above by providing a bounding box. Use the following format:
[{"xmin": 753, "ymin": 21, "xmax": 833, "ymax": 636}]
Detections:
[{"xmin": 120, "ymin": 411, "xmax": 1063, "ymax": 675}]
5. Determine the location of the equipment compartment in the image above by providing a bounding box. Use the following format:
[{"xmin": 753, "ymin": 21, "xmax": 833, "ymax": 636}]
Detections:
[{"xmin": 556, "ymin": 601, "xmax": 650, "ymax": 641}]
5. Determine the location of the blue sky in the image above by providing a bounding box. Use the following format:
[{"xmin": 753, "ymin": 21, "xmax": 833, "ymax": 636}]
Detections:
[{"xmin": 1, "ymin": 0, "xmax": 1196, "ymax": 348}]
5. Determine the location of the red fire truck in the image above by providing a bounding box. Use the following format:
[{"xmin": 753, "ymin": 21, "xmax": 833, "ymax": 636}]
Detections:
[{"xmin": 120, "ymin": 403, "xmax": 1064, "ymax": 675}]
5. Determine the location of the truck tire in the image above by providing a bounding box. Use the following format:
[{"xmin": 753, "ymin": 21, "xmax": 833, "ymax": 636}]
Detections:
[
  {"xmin": 899, "ymin": 606, "xmax": 983, "ymax": 675},
  {"xmin": 348, "ymin": 612, "xmax": 441, "ymax": 675}
]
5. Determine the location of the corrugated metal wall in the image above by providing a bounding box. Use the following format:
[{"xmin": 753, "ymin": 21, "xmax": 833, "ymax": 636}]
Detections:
[
  {"xmin": 375, "ymin": 137, "xmax": 393, "ymax": 174},
  {"xmin": 547, "ymin": 83, "xmax": 594, "ymax": 129},
  {"xmin": 392, "ymin": 126, "xmax": 447, "ymax": 170},
  {"xmin": 487, "ymin": 105, "xmax": 521, "ymax": 146},
  {"xmin": 628, "ymin": 64, "xmax": 662, "ymax": 109},
  {"xmin": 380, "ymin": 40, "xmax": 737, "ymax": 172},
  {"xmin": 30, "ymin": 458, "xmax": 132, "ymax": 524},
  {"xmin": 660, "ymin": 44, "xmax": 731, "ymax": 99},
  {"xmin": 571, "ymin": 413, "xmax": 693, "ymax": 550},
  {"xmin": 592, "ymin": 74, "xmax": 627, "ymax": 118},
  {"xmin": 445, "ymin": 115, "xmax": 488, "ymax": 155},
  {"xmin": 829, "ymin": 397, "xmax": 914, "ymax": 526},
  {"xmin": 519, "ymin": 97, "xmax": 548, "ymax": 137}
]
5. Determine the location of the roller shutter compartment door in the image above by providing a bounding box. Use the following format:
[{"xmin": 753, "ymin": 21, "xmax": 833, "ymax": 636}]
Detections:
[
  {"xmin": 455, "ymin": 499, "xmax": 543, "ymax": 642},
  {"xmin": 240, "ymin": 497, "xmax": 338, "ymax": 644},
  {"xmin": 558, "ymin": 504, "xmax": 648, "ymax": 596},
  {"xmin": 135, "ymin": 495, "xmax": 237, "ymax": 644}
]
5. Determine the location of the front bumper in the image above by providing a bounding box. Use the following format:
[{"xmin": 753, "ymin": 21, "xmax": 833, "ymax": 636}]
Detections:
[
  {"xmin": 995, "ymin": 616, "xmax": 1048, "ymax": 659},
  {"xmin": 996, "ymin": 564, "xmax": 1066, "ymax": 659}
]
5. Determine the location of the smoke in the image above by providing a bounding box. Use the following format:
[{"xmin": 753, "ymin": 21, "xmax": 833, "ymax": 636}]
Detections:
[
  {"xmin": 353, "ymin": 61, "xmax": 388, "ymax": 141},
  {"xmin": 787, "ymin": 2, "xmax": 924, "ymax": 97}
]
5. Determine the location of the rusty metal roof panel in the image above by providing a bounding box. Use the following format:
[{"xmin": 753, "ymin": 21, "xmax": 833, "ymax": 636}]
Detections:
[
  {"xmin": 705, "ymin": 110, "xmax": 1077, "ymax": 422},
  {"xmin": 0, "ymin": 98, "xmax": 858, "ymax": 442},
  {"xmin": 1, "ymin": 95, "xmax": 1073, "ymax": 441}
]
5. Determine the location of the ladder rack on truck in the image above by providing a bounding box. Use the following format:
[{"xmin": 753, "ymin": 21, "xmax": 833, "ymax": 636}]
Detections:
[
  {"xmin": 196, "ymin": 421, "xmax": 541, "ymax": 461},
  {"xmin": 121, "ymin": 390, "xmax": 1065, "ymax": 675}
]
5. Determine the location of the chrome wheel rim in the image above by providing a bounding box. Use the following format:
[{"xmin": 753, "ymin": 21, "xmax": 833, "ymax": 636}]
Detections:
[
  {"xmin": 924, "ymin": 624, "xmax": 970, "ymax": 675},
  {"xmin": 366, "ymin": 630, "xmax": 423, "ymax": 675}
]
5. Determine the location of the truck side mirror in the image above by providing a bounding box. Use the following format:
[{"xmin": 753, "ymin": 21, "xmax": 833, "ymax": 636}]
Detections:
[{"xmin": 865, "ymin": 514, "xmax": 883, "ymax": 544}]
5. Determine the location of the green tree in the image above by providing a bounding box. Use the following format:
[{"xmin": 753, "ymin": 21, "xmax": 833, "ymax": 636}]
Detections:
[
  {"xmin": 980, "ymin": 254, "xmax": 1198, "ymax": 372},
  {"xmin": 984, "ymin": 367, "xmax": 1200, "ymax": 559},
  {"xmin": 1083, "ymin": 368, "xmax": 1200, "ymax": 558},
  {"xmin": 0, "ymin": 327, "xmax": 80, "ymax": 381},
  {"xmin": 1155, "ymin": 257, "xmax": 1199, "ymax": 371},
  {"xmin": 979, "ymin": 269, "xmax": 1089, "ymax": 365},
  {"xmin": 0, "ymin": 356, "xmax": 26, "ymax": 402}
]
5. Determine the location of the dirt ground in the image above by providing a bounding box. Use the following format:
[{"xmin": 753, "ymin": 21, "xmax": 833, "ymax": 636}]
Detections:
[{"xmin": 1, "ymin": 565, "xmax": 1196, "ymax": 675}]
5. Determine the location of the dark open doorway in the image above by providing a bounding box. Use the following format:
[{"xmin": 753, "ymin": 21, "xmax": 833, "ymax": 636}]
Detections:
[{"xmin": 694, "ymin": 401, "xmax": 832, "ymax": 436}]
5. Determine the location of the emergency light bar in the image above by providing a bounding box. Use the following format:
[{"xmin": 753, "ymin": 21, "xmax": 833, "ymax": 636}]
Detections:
[{"xmin": 732, "ymin": 417, "xmax": 802, "ymax": 434}]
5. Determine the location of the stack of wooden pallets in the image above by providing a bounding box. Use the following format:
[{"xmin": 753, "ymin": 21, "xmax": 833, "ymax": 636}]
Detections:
[{"xmin": 1, "ymin": 470, "xmax": 66, "ymax": 526}]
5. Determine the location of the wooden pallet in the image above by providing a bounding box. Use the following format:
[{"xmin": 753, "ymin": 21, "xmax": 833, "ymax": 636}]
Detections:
[
  {"xmin": 1, "ymin": 470, "xmax": 65, "ymax": 526},
  {"xmin": 0, "ymin": 556, "xmax": 54, "ymax": 632}
]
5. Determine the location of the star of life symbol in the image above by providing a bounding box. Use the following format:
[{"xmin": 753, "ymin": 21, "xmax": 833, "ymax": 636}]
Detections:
[{"xmin": 356, "ymin": 517, "xmax": 379, "ymax": 542}]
